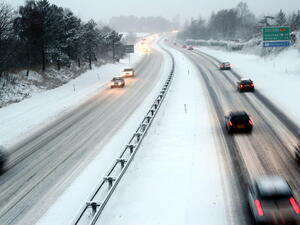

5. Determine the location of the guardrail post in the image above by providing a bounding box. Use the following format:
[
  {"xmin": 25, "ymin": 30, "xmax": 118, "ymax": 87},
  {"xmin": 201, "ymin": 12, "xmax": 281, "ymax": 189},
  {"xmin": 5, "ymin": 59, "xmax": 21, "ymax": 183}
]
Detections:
[
  {"xmin": 150, "ymin": 109, "xmax": 155, "ymax": 116},
  {"xmin": 127, "ymin": 144, "xmax": 135, "ymax": 154},
  {"xmin": 145, "ymin": 116, "xmax": 152, "ymax": 123},
  {"xmin": 117, "ymin": 158, "xmax": 128, "ymax": 168},
  {"xmin": 153, "ymin": 104, "xmax": 158, "ymax": 109},
  {"xmin": 86, "ymin": 201, "xmax": 101, "ymax": 214},
  {"xmin": 104, "ymin": 176, "xmax": 116, "ymax": 188},
  {"xmin": 134, "ymin": 133, "xmax": 142, "ymax": 142},
  {"xmin": 140, "ymin": 124, "xmax": 147, "ymax": 132}
]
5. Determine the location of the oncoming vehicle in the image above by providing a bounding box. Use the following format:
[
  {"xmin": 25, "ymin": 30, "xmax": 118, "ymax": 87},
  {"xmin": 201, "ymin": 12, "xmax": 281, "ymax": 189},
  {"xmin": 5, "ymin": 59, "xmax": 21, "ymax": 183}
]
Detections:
[
  {"xmin": 225, "ymin": 111, "xmax": 252, "ymax": 134},
  {"xmin": 248, "ymin": 176, "xmax": 300, "ymax": 225},
  {"xmin": 110, "ymin": 77, "xmax": 125, "ymax": 88},
  {"xmin": 121, "ymin": 68, "xmax": 135, "ymax": 78},
  {"xmin": 187, "ymin": 46, "xmax": 194, "ymax": 50},
  {"xmin": 237, "ymin": 78, "xmax": 255, "ymax": 92},
  {"xmin": 219, "ymin": 62, "xmax": 231, "ymax": 70}
]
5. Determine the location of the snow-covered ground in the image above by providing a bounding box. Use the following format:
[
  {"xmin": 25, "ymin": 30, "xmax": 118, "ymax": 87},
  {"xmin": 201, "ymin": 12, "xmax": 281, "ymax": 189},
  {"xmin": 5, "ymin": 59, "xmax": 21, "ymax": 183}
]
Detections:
[
  {"xmin": 95, "ymin": 44, "xmax": 227, "ymax": 225},
  {"xmin": 200, "ymin": 46, "xmax": 300, "ymax": 128},
  {"xmin": 0, "ymin": 42, "xmax": 145, "ymax": 149}
]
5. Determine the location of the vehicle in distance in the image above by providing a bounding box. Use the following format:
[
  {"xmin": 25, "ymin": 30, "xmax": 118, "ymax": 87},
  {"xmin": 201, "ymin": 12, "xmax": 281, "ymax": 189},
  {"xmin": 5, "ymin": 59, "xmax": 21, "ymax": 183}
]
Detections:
[
  {"xmin": 111, "ymin": 77, "xmax": 125, "ymax": 88},
  {"xmin": 187, "ymin": 46, "xmax": 194, "ymax": 50},
  {"xmin": 225, "ymin": 111, "xmax": 252, "ymax": 134},
  {"xmin": 237, "ymin": 78, "xmax": 255, "ymax": 92},
  {"xmin": 182, "ymin": 45, "xmax": 187, "ymax": 48},
  {"xmin": 121, "ymin": 68, "xmax": 135, "ymax": 78},
  {"xmin": 294, "ymin": 143, "xmax": 300, "ymax": 161},
  {"xmin": 248, "ymin": 176, "xmax": 300, "ymax": 225},
  {"xmin": 0, "ymin": 146, "xmax": 7, "ymax": 172},
  {"xmin": 219, "ymin": 62, "xmax": 231, "ymax": 70}
]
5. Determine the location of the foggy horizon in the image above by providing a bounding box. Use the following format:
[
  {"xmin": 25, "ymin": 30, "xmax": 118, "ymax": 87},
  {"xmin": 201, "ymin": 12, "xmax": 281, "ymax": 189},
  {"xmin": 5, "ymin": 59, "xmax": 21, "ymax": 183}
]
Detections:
[{"xmin": 7, "ymin": 0, "xmax": 300, "ymax": 24}]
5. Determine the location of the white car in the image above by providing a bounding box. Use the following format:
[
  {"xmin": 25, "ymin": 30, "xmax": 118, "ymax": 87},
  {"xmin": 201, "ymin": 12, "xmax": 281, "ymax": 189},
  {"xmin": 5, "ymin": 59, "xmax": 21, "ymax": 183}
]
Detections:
[{"xmin": 121, "ymin": 68, "xmax": 135, "ymax": 78}]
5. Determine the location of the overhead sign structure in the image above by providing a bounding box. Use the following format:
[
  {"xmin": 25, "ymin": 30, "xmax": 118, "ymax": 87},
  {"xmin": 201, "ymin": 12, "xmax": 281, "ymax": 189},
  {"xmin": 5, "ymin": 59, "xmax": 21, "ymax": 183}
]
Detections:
[
  {"xmin": 124, "ymin": 45, "xmax": 134, "ymax": 53},
  {"xmin": 262, "ymin": 26, "xmax": 291, "ymax": 47}
]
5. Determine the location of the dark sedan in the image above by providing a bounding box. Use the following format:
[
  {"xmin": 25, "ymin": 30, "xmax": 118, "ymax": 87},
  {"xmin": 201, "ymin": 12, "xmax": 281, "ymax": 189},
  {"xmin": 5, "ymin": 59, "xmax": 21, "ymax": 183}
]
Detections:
[
  {"xmin": 225, "ymin": 111, "xmax": 253, "ymax": 134},
  {"xmin": 237, "ymin": 78, "xmax": 255, "ymax": 92}
]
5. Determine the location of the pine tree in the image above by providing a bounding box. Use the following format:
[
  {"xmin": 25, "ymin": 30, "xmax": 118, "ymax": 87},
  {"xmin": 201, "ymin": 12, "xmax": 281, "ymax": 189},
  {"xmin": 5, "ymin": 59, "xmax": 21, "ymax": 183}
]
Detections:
[{"xmin": 276, "ymin": 10, "xmax": 287, "ymax": 26}]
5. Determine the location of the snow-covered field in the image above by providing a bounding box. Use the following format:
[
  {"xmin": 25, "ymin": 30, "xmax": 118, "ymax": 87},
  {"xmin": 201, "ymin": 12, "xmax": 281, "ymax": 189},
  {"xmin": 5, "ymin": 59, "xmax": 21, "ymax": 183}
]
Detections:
[{"xmin": 200, "ymin": 46, "xmax": 300, "ymax": 128}]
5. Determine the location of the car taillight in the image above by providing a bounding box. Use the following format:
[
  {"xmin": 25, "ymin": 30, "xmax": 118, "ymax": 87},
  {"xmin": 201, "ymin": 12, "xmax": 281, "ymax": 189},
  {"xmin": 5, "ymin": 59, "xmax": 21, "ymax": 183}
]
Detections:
[
  {"xmin": 250, "ymin": 84, "xmax": 254, "ymax": 87},
  {"xmin": 255, "ymin": 200, "xmax": 264, "ymax": 216},
  {"xmin": 240, "ymin": 85, "xmax": 243, "ymax": 88},
  {"xmin": 229, "ymin": 121, "xmax": 233, "ymax": 127},
  {"xmin": 249, "ymin": 120, "xmax": 253, "ymax": 125},
  {"xmin": 290, "ymin": 197, "xmax": 300, "ymax": 214}
]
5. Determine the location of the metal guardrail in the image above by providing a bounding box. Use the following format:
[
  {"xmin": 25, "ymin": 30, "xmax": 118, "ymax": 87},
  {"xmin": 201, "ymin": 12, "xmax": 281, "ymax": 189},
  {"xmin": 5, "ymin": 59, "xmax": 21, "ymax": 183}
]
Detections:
[{"xmin": 73, "ymin": 43, "xmax": 175, "ymax": 225}]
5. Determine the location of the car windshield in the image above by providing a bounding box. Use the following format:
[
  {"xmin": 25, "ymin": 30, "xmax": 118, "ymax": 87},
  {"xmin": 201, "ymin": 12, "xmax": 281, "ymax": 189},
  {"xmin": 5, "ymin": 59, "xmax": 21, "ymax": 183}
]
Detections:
[
  {"xmin": 124, "ymin": 69, "xmax": 133, "ymax": 72},
  {"xmin": 231, "ymin": 114, "xmax": 249, "ymax": 123},
  {"xmin": 241, "ymin": 80, "xmax": 252, "ymax": 84}
]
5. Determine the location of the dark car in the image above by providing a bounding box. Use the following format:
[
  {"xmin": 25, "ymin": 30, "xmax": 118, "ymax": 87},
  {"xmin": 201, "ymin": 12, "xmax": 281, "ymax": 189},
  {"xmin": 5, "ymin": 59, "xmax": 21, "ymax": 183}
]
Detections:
[
  {"xmin": 248, "ymin": 176, "xmax": 300, "ymax": 225},
  {"xmin": 110, "ymin": 77, "xmax": 125, "ymax": 88},
  {"xmin": 294, "ymin": 144, "xmax": 300, "ymax": 161},
  {"xmin": 237, "ymin": 78, "xmax": 255, "ymax": 92},
  {"xmin": 219, "ymin": 62, "xmax": 231, "ymax": 70},
  {"xmin": 0, "ymin": 146, "xmax": 7, "ymax": 172},
  {"xmin": 225, "ymin": 111, "xmax": 252, "ymax": 134},
  {"xmin": 121, "ymin": 68, "xmax": 135, "ymax": 78}
]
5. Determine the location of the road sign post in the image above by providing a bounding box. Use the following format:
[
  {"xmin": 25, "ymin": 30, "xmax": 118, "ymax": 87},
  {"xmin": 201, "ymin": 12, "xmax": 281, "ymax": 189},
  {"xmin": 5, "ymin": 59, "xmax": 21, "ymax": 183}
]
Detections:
[{"xmin": 124, "ymin": 45, "xmax": 134, "ymax": 64}]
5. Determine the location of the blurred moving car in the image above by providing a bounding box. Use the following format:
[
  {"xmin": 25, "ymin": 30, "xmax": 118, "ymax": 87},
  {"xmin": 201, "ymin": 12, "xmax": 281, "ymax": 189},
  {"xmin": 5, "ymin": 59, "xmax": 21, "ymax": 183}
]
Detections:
[
  {"xmin": 182, "ymin": 45, "xmax": 187, "ymax": 48},
  {"xmin": 294, "ymin": 144, "xmax": 300, "ymax": 161},
  {"xmin": 219, "ymin": 62, "xmax": 231, "ymax": 70},
  {"xmin": 111, "ymin": 77, "xmax": 125, "ymax": 88},
  {"xmin": 248, "ymin": 176, "xmax": 300, "ymax": 225},
  {"xmin": 225, "ymin": 111, "xmax": 252, "ymax": 134},
  {"xmin": 237, "ymin": 78, "xmax": 255, "ymax": 92},
  {"xmin": 0, "ymin": 146, "xmax": 7, "ymax": 172},
  {"xmin": 121, "ymin": 68, "xmax": 135, "ymax": 78},
  {"xmin": 187, "ymin": 46, "xmax": 194, "ymax": 50}
]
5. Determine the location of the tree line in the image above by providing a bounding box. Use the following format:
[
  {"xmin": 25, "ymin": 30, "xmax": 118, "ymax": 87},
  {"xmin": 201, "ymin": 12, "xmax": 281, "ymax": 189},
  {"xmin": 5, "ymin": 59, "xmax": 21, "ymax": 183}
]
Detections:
[
  {"xmin": 0, "ymin": 0, "xmax": 123, "ymax": 76},
  {"xmin": 178, "ymin": 2, "xmax": 300, "ymax": 41}
]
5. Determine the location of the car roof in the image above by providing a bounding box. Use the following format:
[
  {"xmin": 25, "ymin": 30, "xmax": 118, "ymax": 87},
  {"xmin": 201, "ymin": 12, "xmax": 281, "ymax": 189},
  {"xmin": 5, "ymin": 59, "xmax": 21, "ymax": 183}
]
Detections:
[
  {"xmin": 222, "ymin": 62, "xmax": 230, "ymax": 64},
  {"xmin": 241, "ymin": 78, "xmax": 252, "ymax": 81},
  {"xmin": 112, "ymin": 77, "xmax": 123, "ymax": 80},
  {"xmin": 229, "ymin": 111, "xmax": 248, "ymax": 117},
  {"xmin": 255, "ymin": 176, "xmax": 292, "ymax": 197},
  {"xmin": 123, "ymin": 68, "xmax": 133, "ymax": 71}
]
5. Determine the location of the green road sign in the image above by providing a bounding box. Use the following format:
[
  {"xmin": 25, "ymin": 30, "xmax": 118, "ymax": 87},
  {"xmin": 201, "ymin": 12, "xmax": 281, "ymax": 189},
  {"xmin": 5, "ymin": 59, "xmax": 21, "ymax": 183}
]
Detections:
[{"xmin": 263, "ymin": 26, "xmax": 290, "ymax": 41}]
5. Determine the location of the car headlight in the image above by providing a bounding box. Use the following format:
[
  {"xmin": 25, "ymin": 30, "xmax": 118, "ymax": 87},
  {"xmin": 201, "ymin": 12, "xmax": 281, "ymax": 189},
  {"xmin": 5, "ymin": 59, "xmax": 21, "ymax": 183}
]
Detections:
[{"xmin": 118, "ymin": 82, "xmax": 121, "ymax": 85}]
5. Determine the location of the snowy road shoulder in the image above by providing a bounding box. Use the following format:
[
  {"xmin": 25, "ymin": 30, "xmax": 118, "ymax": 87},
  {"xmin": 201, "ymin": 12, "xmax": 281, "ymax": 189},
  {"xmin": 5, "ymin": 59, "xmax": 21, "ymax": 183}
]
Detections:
[{"xmin": 96, "ymin": 43, "xmax": 227, "ymax": 225}]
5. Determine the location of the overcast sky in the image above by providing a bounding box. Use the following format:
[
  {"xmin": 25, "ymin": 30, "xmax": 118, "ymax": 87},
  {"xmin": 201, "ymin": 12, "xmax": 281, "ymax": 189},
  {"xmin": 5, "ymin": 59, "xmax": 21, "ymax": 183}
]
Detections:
[{"xmin": 6, "ymin": 0, "xmax": 300, "ymax": 24}]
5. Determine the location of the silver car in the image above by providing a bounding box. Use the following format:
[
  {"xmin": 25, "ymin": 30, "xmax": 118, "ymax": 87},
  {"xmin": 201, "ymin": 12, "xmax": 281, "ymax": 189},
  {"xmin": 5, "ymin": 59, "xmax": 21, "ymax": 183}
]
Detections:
[{"xmin": 248, "ymin": 176, "xmax": 300, "ymax": 224}]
